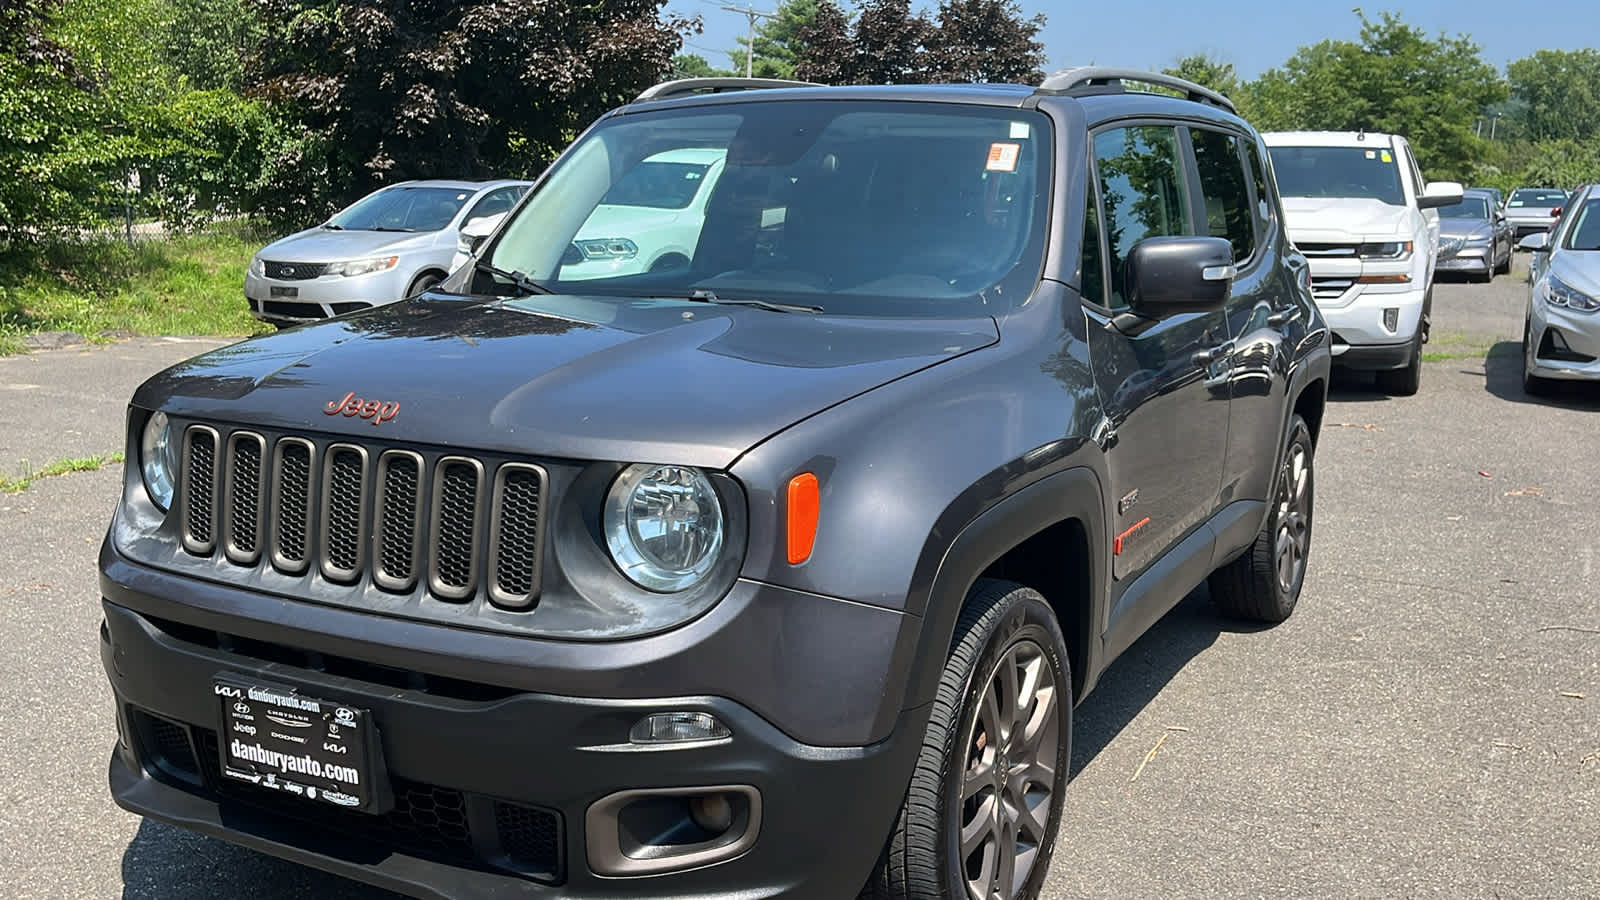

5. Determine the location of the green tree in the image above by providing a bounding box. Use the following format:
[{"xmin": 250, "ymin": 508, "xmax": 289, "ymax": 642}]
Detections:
[
  {"xmin": 1162, "ymin": 53, "xmax": 1242, "ymax": 105},
  {"xmin": 246, "ymin": 0, "xmax": 693, "ymax": 227},
  {"xmin": 1506, "ymin": 49, "xmax": 1600, "ymax": 142},
  {"xmin": 730, "ymin": 0, "xmax": 820, "ymax": 80},
  {"xmin": 1518, "ymin": 139, "xmax": 1600, "ymax": 191},
  {"xmin": 926, "ymin": 0, "xmax": 1046, "ymax": 84},
  {"xmin": 1240, "ymin": 12, "xmax": 1506, "ymax": 181},
  {"xmin": 674, "ymin": 54, "xmax": 735, "ymax": 78}
]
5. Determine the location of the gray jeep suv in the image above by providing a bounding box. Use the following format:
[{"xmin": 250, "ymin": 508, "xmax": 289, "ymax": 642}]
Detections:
[{"xmin": 100, "ymin": 70, "xmax": 1330, "ymax": 899}]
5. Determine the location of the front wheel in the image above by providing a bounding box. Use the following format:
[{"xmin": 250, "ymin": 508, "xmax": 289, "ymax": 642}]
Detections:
[
  {"xmin": 861, "ymin": 580, "xmax": 1071, "ymax": 900},
  {"xmin": 1522, "ymin": 319, "xmax": 1556, "ymax": 397},
  {"xmin": 405, "ymin": 272, "xmax": 443, "ymax": 298},
  {"xmin": 1374, "ymin": 329, "xmax": 1422, "ymax": 396},
  {"xmin": 1208, "ymin": 415, "xmax": 1314, "ymax": 623}
]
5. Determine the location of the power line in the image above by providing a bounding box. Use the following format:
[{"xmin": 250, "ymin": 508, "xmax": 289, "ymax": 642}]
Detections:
[{"xmin": 718, "ymin": 4, "xmax": 776, "ymax": 77}]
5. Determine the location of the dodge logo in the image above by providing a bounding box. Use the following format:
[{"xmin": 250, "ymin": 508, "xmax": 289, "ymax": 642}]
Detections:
[{"xmin": 324, "ymin": 392, "xmax": 401, "ymax": 426}]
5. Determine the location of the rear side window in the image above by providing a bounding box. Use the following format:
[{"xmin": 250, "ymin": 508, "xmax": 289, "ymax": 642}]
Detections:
[
  {"xmin": 1190, "ymin": 129, "xmax": 1255, "ymax": 262},
  {"xmin": 1092, "ymin": 126, "xmax": 1193, "ymax": 309}
]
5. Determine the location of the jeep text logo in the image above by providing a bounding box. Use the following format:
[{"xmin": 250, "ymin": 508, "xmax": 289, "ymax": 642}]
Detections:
[{"xmin": 323, "ymin": 392, "xmax": 400, "ymax": 426}]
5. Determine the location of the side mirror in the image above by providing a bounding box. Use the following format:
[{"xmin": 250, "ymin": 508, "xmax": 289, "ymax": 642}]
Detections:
[
  {"xmin": 1418, "ymin": 181, "xmax": 1465, "ymax": 210},
  {"xmin": 1518, "ymin": 232, "xmax": 1550, "ymax": 252},
  {"xmin": 1125, "ymin": 236, "xmax": 1235, "ymax": 318},
  {"xmin": 457, "ymin": 231, "xmax": 489, "ymax": 259}
]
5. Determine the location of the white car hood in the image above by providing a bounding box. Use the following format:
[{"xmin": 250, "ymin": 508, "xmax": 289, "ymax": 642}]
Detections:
[
  {"xmin": 575, "ymin": 204, "xmax": 680, "ymax": 241},
  {"xmin": 1280, "ymin": 197, "xmax": 1411, "ymax": 242}
]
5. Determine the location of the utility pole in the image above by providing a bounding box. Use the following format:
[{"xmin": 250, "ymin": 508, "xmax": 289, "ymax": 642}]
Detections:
[{"xmin": 720, "ymin": 4, "xmax": 776, "ymax": 78}]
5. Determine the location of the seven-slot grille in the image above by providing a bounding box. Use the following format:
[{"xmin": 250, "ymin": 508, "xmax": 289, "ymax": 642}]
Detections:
[{"xmin": 180, "ymin": 425, "xmax": 546, "ymax": 609}]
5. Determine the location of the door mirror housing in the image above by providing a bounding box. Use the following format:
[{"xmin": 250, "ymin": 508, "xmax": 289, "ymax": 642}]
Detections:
[
  {"xmin": 1124, "ymin": 236, "xmax": 1235, "ymax": 318},
  {"xmin": 1418, "ymin": 181, "xmax": 1465, "ymax": 210},
  {"xmin": 1518, "ymin": 232, "xmax": 1551, "ymax": 252}
]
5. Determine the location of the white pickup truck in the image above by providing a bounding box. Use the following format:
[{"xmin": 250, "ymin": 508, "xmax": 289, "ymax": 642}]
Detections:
[{"xmin": 1263, "ymin": 131, "xmax": 1463, "ymax": 395}]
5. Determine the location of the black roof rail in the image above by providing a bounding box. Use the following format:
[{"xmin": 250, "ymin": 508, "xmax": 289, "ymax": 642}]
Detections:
[
  {"xmin": 1034, "ymin": 66, "xmax": 1237, "ymax": 115},
  {"xmin": 634, "ymin": 77, "xmax": 822, "ymax": 103}
]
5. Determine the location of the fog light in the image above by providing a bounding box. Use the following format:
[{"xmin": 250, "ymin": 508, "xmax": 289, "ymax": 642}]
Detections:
[
  {"xmin": 1383, "ymin": 307, "xmax": 1399, "ymax": 332},
  {"xmin": 689, "ymin": 792, "xmax": 735, "ymax": 832},
  {"xmin": 630, "ymin": 712, "xmax": 731, "ymax": 745}
]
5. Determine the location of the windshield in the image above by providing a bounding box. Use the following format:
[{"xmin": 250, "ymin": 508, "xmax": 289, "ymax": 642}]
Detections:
[
  {"xmin": 1440, "ymin": 196, "xmax": 1491, "ymax": 219},
  {"xmin": 1562, "ymin": 198, "xmax": 1600, "ymax": 251},
  {"xmin": 1509, "ymin": 189, "xmax": 1568, "ymax": 208},
  {"xmin": 1266, "ymin": 146, "xmax": 1406, "ymax": 206},
  {"xmin": 328, "ymin": 186, "xmax": 474, "ymax": 231},
  {"xmin": 479, "ymin": 100, "xmax": 1052, "ymax": 317}
]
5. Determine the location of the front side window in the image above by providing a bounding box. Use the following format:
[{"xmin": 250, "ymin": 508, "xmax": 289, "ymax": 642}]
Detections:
[
  {"xmin": 481, "ymin": 101, "xmax": 1052, "ymax": 317},
  {"xmin": 328, "ymin": 186, "xmax": 474, "ymax": 232},
  {"xmin": 1093, "ymin": 125, "xmax": 1194, "ymax": 309},
  {"xmin": 1190, "ymin": 129, "xmax": 1255, "ymax": 262},
  {"xmin": 1266, "ymin": 146, "xmax": 1406, "ymax": 207}
]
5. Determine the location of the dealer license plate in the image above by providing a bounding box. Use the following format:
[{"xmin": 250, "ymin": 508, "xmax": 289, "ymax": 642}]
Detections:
[{"xmin": 214, "ymin": 676, "xmax": 378, "ymax": 812}]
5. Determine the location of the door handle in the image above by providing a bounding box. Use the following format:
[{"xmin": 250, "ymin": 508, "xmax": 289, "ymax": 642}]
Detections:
[
  {"xmin": 1193, "ymin": 340, "xmax": 1235, "ymax": 365},
  {"xmin": 1267, "ymin": 307, "xmax": 1302, "ymax": 327}
]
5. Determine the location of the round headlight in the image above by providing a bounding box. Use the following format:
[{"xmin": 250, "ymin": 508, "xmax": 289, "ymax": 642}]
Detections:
[
  {"xmin": 604, "ymin": 464, "xmax": 725, "ymax": 592},
  {"xmin": 141, "ymin": 411, "xmax": 178, "ymax": 510}
]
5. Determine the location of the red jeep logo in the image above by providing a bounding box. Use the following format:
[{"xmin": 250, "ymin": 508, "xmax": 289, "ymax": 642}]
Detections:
[{"xmin": 323, "ymin": 392, "xmax": 400, "ymax": 426}]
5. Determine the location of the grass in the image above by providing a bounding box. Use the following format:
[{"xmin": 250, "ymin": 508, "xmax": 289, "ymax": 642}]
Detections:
[
  {"xmin": 0, "ymin": 452, "xmax": 125, "ymax": 493},
  {"xmin": 0, "ymin": 221, "xmax": 277, "ymax": 354},
  {"xmin": 1419, "ymin": 329, "xmax": 1512, "ymax": 363}
]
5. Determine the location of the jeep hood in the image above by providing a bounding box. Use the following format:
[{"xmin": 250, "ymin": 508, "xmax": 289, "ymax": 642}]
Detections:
[
  {"xmin": 133, "ymin": 294, "xmax": 999, "ymax": 468},
  {"xmin": 1280, "ymin": 197, "xmax": 1410, "ymax": 242}
]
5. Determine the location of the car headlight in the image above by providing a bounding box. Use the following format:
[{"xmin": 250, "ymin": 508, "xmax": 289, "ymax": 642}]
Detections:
[
  {"xmin": 140, "ymin": 411, "xmax": 179, "ymax": 510},
  {"xmin": 328, "ymin": 256, "xmax": 400, "ymax": 277},
  {"xmin": 249, "ymin": 256, "xmax": 265, "ymax": 276},
  {"xmin": 604, "ymin": 464, "xmax": 725, "ymax": 592},
  {"xmin": 1358, "ymin": 241, "xmax": 1413, "ymax": 260},
  {"xmin": 1540, "ymin": 275, "xmax": 1600, "ymax": 313},
  {"xmin": 574, "ymin": 238, "xmax": 638, "ymax": 261},
  {"xmin": 1438, "ymin": 237, "xmax": 1465, "ymax": 254}
]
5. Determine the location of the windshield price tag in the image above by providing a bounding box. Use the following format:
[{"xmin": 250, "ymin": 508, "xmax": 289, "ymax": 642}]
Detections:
[{"xmin": 987, "ymin": 142, "xmax": 1021, "ymax": 173}]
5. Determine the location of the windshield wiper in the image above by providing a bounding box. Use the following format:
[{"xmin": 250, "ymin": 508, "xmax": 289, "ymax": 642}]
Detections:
[
  {"xmin": 686, "ymin": 289, "xmax": 822, "ymax": 314},
  {"xmin": 321, "ymin": 223, "xmax": 343, "ymax": 230},
  {"xmin": 369, "ymin": 226, "xmax": 418, "ymax": 232},
  {"xmin": 474, "ymin": 261, "xmax": 551, "ymax": 296}
]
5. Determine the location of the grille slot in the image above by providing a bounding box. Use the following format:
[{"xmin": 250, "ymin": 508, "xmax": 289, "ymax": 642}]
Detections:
[
  {"xmin": 319, "ymin": 444, "xmax": 370, "ymax": 583},
  {"xmin": 270, "ymin": 439, "xmax": 315, "ymax": 573},
  {"xmin": 488, "ymin": 464, "xmax": 546, "ymax": 609},
  {"xmin": 373, "ymin": 451, "xmax": 425, "ymax": 592},
  {"xmin": 181, "ymin": 426, "xmax": 219, "ymax": 555},
  {"xmin": 429, "ymin": 458, "xmax": 484, "ymax": 601},
  {"xmin": 223, "ymin": 432, "xmax": 267, "ymax": 564}
]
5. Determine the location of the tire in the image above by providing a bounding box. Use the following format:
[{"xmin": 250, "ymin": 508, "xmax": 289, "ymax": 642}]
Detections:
[
  {"xmin": 1522, "ymin": 319, "xmax": 1556, "ymax": 397},
  {"xmin": 406, "ymin": 272, "xmax": 443, "ymax": 298},
  {"xmin": 861, "ymin": 580, "xmax": 1071, "ymax": 900},
  {"xmin": 1208, "ymin": 415, "xmax": 1314, "ymax": 623},
  {"xmin": 1374, "ymin": 329, "xmax": 1422, "ymax": 396},
  {"xmin": 1495, "ymin": 244, "xmax": 1511, "ymax": 275}
]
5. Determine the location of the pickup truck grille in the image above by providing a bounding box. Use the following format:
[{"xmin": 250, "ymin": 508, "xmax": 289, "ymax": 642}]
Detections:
[
  {"xmin": 1309, "ymin": 276, "xmax": 1354, "ymax": 302},
  {"xmin": 178, "ymin": 425, "xmax": 546, "ymax": 610}
]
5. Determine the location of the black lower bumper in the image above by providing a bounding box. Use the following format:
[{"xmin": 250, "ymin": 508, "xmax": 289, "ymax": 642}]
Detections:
[
  {"xmin": 102, "ymin": 600, "xmax": 924, "ymax": 898},
  {"xmin": 1333, "ymin": 340, "xmax": 1415, "ymax": 371}
]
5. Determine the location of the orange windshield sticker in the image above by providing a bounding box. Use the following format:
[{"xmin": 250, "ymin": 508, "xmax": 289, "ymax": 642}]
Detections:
[{"xmin": 987, "ymin": 142, "xmax": 1020, "ymax": 173}]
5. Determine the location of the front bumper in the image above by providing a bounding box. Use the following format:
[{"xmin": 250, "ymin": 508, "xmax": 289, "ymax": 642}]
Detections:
[
  {"xmin": 1436, "ymin": 245, "xmax": 1492, "ymax": 274},
  {"xmin": 1527, "ymin": 302, "xmax": 1600, "ymax": 382},
  {"xmin": 1320, "ymin": 284, "xmax": 1425, "ymax": 367},
  {"xmin": 244, "ymin": 268, "xmax": 412, "ymax": 324},
  {"xmin": 102, "ymin": 596, "xmax": 921, "ymax": 899}
]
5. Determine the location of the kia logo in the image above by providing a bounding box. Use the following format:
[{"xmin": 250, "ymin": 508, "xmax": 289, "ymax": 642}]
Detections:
[{"xmin": 282, "ymin": 266, "xmax": 294, "ymax": 277}]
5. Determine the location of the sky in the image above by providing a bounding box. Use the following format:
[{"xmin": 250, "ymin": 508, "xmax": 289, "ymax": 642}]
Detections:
[{"xmin": 669, "ymin": 0, "xmax": 1598, "ymax": 80}]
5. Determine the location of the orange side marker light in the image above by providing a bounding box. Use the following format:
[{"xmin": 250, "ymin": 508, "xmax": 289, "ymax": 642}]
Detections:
[{"xmin": 787, "ymin": 473, "xmax": 820, "ymax": 564}]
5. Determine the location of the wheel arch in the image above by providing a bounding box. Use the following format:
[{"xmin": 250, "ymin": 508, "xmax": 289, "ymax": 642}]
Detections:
[{"xmin": 903, "ymin": 466, "xmax": 1108, "ymax": 714}]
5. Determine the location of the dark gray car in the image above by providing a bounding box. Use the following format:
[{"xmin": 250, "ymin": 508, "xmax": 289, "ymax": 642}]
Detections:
[
  {"xmin": 1435, "ymin": 188, "xmax": 1514, "ymax": 281},
  {"xmin": 100, "ymin": 71, "xmax": 1330, "ymax": 900}
]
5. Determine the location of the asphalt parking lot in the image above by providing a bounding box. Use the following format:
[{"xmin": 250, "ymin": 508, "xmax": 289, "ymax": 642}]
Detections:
[{"xmin": 1, "ymin": 267, "xmax": 1595, "ymax": 898}]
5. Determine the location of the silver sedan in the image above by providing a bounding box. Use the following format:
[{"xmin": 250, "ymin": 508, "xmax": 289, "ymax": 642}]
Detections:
[
  {"xmin": 245, "ymin": 179, "xmax": 530, "ymax": 326},
  {"xmin": 1519, "ymin": 183, "xmax": 1600, "ymax": 394}
]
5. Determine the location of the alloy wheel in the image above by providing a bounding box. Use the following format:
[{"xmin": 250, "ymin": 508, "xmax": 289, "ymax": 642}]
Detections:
[
  {"xmin": 957, "ymin": 639, "xmax": 1060, "ymax": 900},
  {"xmin": 1275, "ymin": 443, "xmax": 1311, "ymax": 594}
]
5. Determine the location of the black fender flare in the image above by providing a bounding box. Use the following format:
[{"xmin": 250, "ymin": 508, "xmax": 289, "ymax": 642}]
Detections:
[{"xmin": 902, "ymin": 465, "xmax": 1108, "ymax": 713}]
